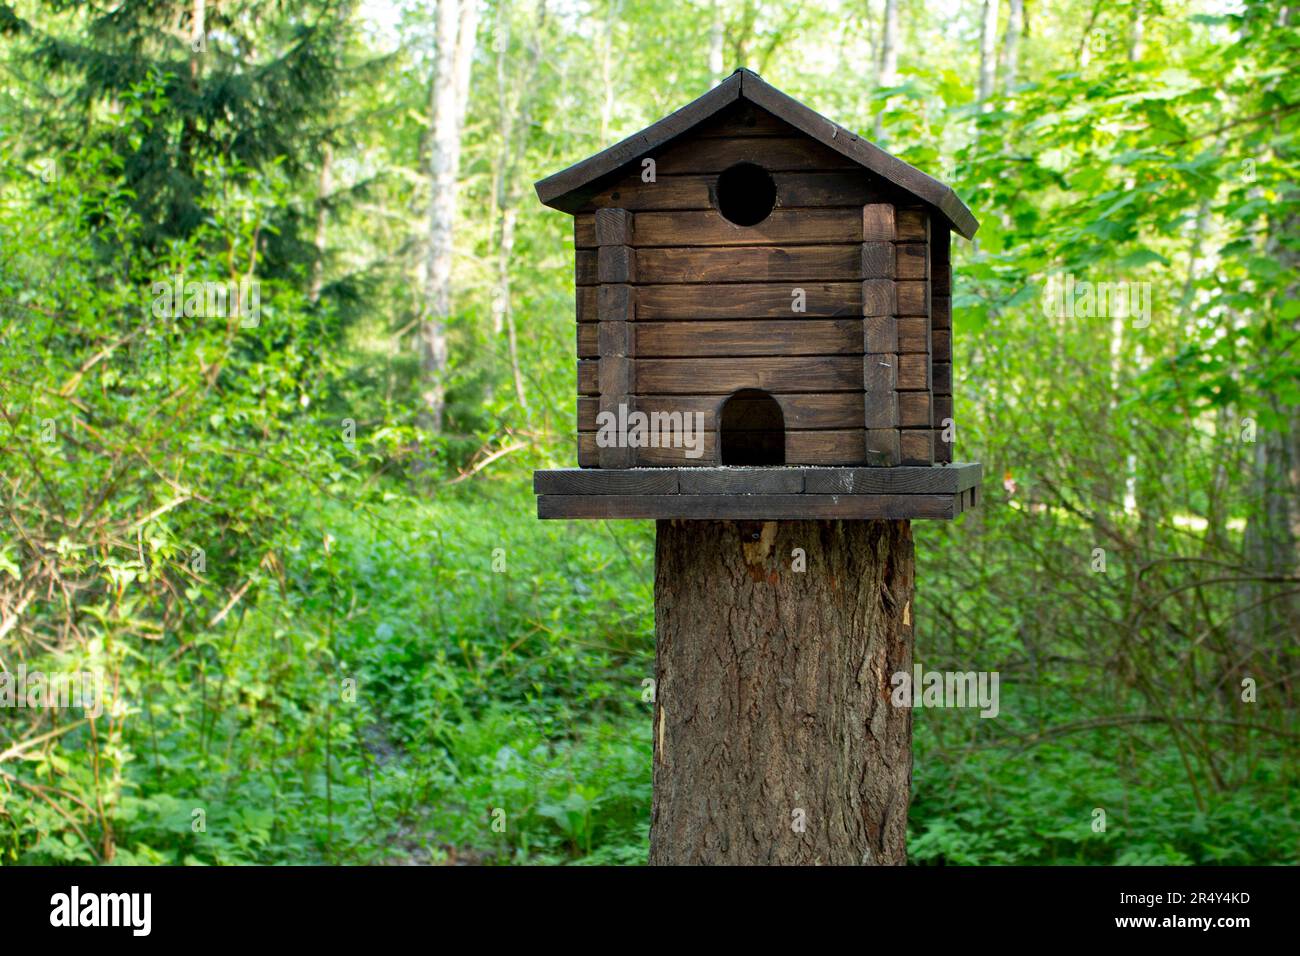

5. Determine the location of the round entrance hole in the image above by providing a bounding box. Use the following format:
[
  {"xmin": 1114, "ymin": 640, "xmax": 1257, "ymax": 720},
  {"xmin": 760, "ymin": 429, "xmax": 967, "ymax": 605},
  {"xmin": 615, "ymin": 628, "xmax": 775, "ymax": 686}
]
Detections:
[{"xmin": 716, "ymin": 162, "xmax": 776, "ymax": 227}]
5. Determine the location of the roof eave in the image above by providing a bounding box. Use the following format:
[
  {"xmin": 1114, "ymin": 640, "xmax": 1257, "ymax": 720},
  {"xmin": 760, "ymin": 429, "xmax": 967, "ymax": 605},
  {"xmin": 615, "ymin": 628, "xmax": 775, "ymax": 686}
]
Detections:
[
  {"xmin": 737, "ymin": 70, "xmax": 978, "ymax": 238},
  {"xmin": 534, "ymin": 71, "xmax": 744, "ymax": 212},
  {"xmin": 534, "ymin": 68, "xmax": 979, "ymax": 240}
]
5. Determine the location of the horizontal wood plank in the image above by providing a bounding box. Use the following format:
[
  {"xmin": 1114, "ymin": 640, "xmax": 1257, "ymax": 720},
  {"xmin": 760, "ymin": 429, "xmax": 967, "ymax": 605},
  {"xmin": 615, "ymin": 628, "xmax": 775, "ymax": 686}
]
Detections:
[
  {"xmin": 898, "ymin": 391, "xmax": 932, "ymax": 428},
  {"xmin": 694, "ymin": 103, "xmax": 792, "ymax": 137},
  {"xmin": 537, "ymin": 463, "xmax": 982, "ymax": 494},
  {"xmin": 579, "ymin": 393, "xmax": 865, "ymax": 432},
  {"xmin": 652, "ymin": 137, "xmax": 856, "ymax": 175},
  {"xmin": 896, "ymin": 316, "xmax": 929, "ymax": 354},
  {"xmin": 896, "ymin": 208, "xmax": 929, "ymax": 241},
  {"xmin": 534, "ymin": 469, "xmax": 679, "ymax": 495},
  {"xmin": 632, "ymin": 208, "xmax": 860, "ymax": 247},
  {"xmin": 637, "ymin": 282, "xmax": 859, "ymax": 319},
  {"xmin": 932, "ymin": 327, "xmax": 951, "ymax": 359},
  {"xmin": 636, "ymin": 245, "xmax": 861, "ymax": 284},
  {"xmin": 576, "ymin": 249, "xmax": 597, "ymax": 285},
  {"xmin": 933, "ymin": 361, "xmax": 953, "ymax": 395},
  {"xmin": 577, "ymin": 429, "xmax": 868, "ymax": 465},
  {"xmin": 803, "ymin": 462, "xmax": 981, "ymax": 494},
  {"xmin": 934, "ymin": 395, "xmax": 954, "ymax": 428},
  {"xmin": 932, "ymin": 295, "xmax": 951, "ymax": 330},
  {"xmin": 633, "ymin": 319, "xmax": 861, "ymax": 357},
  {"xmin": 538, "ymin": 493, "xmax": 958, "ymax": 520},
  {"xmin": 896, "ymin": 279, "xmax": 928, "ymax": 316},
  {"xmin": 897, "ymin": 353, "xmax": 930, "ymax": 390},
  {"xmin": 677, "ymin": 468, "xmax": 805, "ymax": 494},
  {"xmin": 580, "ymin": 170, "xmax": 891, "ymax": 213},
  {"xmin": 865, "ymin": 428, "xmax": 900, "ymax": 466},
  {"xmin": 895, "ymin": 241, "xmax": 928, "ymax": 280},
  {"xmin": 900, "ymin": 429, "xmax": 935, "ymax": 466},
  {"xmin": 636, "ymin": 356, "xmax": 863, "ymax": 393}
]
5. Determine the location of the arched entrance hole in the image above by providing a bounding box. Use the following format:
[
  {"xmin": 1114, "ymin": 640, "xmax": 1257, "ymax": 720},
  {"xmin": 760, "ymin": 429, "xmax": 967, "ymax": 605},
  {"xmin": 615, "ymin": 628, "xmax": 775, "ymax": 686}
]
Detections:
[{"xmin": 720, "ymin": 389, "xmax": 785, "ymax": 465}]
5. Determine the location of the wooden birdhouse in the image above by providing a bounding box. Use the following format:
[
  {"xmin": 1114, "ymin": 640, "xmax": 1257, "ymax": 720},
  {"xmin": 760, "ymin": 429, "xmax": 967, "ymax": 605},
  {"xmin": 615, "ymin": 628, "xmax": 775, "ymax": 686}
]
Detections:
[{"xmin": 533, "ymin": 69, "xmax": 982, "ymax": 520}]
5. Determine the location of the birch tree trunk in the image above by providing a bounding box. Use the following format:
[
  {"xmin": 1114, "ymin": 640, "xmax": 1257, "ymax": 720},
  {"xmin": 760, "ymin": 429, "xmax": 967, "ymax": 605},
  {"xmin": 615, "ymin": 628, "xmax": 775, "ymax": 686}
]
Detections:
[
  {"xmin": 977, "ymin": 0, "xmax": 999, "ymax": 106},
  {"xmin": 190, "ymin": 0, "xmax": 205, "ymax": 71},
  {"xmin": 873, "ymin": 0, "xmax": 898, "ymax": 140},
  {"xmin": 1001, "ymin": 0, "xmax": 1023, "ymax": 95},
  {"xmin": 598, "ymin": 0, "xmax": 617, "ymax": 143},
  {"xmin": 491, "ymin": 0, "xmax": 542, "ymax": 411},
  {"xmin": 708, "ymin": 0, "xmax": 725, "ymax": 88},
  {"xmin": 649, "ymin": 520, "xmax": 915, "ymax": 865},
  {"xmin": 1128, "ymin": 2, "xmax": 1145, "ymax": 62},
  {"xmin": 420, "ymin": 0, "xmax": 479, "ymax": 433}
]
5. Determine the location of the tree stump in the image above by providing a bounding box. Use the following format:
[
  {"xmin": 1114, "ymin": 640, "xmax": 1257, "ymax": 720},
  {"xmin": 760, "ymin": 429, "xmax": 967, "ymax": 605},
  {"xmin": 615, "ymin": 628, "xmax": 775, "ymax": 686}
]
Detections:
[{"xmin": 649, "ymin": 519, "xmax": 915, "ymax": 865}]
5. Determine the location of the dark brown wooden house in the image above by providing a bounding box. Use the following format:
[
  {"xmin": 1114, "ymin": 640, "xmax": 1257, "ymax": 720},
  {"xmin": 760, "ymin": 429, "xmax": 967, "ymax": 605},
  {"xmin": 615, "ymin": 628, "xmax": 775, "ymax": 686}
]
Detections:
[{"xmin": 533, "ymin": 69, "xmax": 982, "ymax": 520}]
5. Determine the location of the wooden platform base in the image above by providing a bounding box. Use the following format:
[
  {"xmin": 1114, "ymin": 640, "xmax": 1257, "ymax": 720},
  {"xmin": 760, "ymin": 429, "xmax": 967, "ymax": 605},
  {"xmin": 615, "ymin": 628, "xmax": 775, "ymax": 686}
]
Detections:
[{"xmin": 534, "ymin": 463, "xmax": 981, "ymax": 520}]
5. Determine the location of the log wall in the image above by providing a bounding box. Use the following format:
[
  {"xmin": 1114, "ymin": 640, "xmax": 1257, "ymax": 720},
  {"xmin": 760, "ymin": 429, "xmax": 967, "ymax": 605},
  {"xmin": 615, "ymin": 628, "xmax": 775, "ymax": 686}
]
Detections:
[{"xmin": 570, "ymin": 101, "xmax": 944, "ymax": 468}]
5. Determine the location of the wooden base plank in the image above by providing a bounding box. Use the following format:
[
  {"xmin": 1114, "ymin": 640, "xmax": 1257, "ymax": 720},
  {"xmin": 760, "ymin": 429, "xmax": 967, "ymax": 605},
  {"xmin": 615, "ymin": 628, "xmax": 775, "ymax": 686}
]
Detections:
[
  {"xmin": 535, "ymin": 463, "xmax": 982, "ymax": 496},
  {"xmin": 538, "ymin": 493, "xmax": 958, "ymax": 520},
  {"xmin": 535, "ymin": 469, "xmax": 680, "ymax": 495},
  {"xmin": 677, "ymin": 469, "xmax": 804, "ymax": 494},
  {"xmin": 534, "ymin": 463, "xmax": 983, "ymax": 521},
  {"xmin": 803, "ymin": 463, "xmax": 980, "ymax": 494}
]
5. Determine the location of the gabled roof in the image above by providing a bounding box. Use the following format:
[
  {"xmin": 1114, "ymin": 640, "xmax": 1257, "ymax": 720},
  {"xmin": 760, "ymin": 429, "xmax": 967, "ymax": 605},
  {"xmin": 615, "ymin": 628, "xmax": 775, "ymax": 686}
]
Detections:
[{"xmin": 535, "ymin": 68, "xmax": 978, "ymax": 239}]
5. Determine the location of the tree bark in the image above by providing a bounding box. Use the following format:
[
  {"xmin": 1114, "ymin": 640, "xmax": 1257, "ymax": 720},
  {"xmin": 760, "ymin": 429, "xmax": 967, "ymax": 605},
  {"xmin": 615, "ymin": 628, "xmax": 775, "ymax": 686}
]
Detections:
[
  {"xmin": 309, "ymin": 142, "xmax": 332, "ymax": 305},
  {"xmin": 873, "ymin": 0, "xmax": 899, "ymax": 140},
  {"xmin": 707, "ymin": 0, "xmax": 725, "ymax": 87},
  {"xmin": 598, "ymin": 0, "xmax": 618, "ymax": 143},
  {"xmin": 977, "ymin": 0, "xmax": 999, "ymax": 106},
  {"xmin": 1128, "ymin": 1, "xmax": 1145, "ymax": 62},
  {"xmin": 490, "ymin": 0, "xmax": 542, "ymax": 412},
  {"xmin": 1001, "ymin": 0, "xmax": 1023, "ymax": 95},
  {"xmin": 649, "ymin": 519, "xmax": 915, "ymax": 865},
  {"xmin": 419, "ymin": 0, "xmax": 479, "ymax": 433}
]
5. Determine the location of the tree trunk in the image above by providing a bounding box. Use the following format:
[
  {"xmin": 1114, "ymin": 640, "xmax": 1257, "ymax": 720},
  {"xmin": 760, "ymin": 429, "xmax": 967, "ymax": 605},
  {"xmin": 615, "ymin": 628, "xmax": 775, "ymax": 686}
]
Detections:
[
  {"xmin": 490, "ymin": 0, "xmax": 541, "ymax": 412},
  {"xmin": 309, "ymin": 142, "xmax": 332, "ymax": 305},
  {"xmin": 977, "ymin": 0, "xmax": 999, "ymax": 106},
  {"xmin": 1001, "ymin": 0, "xmax": 1023, "ymax": 95},
  {"xmin": 1128, "ymin": 2, "xmax": 1145, "ymax": 62},
  {"xmin": 419, "ymin": 0, "xmax": 479, "ymax": 433},
  {"xmin": 649, "ymin": 519, "xmax": 915, "ymax": 865},
  {"xmin": 707, "ymin": 0, "xmax": 725, "ymax": 86},
  {"xmin": 873, "ymin": 0, "xmax": 898, "ymax": 140},
  {"xmin": 598, "ymin": 0, "xmax": 617, "ymax": 142}
]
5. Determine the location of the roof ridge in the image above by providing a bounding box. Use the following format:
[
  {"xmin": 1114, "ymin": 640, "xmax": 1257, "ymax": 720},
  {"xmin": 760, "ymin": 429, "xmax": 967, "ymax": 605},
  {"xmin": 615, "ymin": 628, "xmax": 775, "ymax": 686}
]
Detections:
[{"xmin": 535, "ymin": 73, "xmax": 978, "ymax": 239}]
